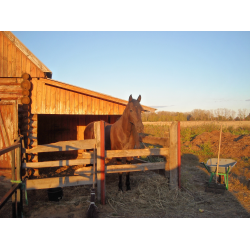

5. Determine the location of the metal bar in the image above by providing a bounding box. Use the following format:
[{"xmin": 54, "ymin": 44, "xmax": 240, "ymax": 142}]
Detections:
[{"xmin": 0, "ymin": 183, "xmax": 20, "ymax": 210}]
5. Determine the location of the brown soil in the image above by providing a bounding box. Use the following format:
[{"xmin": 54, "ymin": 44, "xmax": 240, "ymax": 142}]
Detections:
[
  {"xmin": 1, "ymin": 131, "xmax": 250, "ymax": 218},
  {"xmin": 186, "ymin": 130, "xmax": 250, "ymax": 159}
]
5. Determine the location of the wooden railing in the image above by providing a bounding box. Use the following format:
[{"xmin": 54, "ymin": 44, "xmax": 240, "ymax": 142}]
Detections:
[
  {"xmin": 22, "ymin": 139, "xmax": 97, "ymax": 190},
  {"xmin": 0, "ymin": 138, "xmax": 23, "ymax": 218},
  {"xmin": 19, "ymin": 121, "xmax": 180, "ymax": 206}
]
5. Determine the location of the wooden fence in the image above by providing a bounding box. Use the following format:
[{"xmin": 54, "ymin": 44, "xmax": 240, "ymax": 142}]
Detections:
[
  {"xmin": 1, "ymin": 121, "xmax": 180, "ymax": 213},
  {"xmin": 0, "ymin": 138, "xmax": 23, "ymax": 217}
]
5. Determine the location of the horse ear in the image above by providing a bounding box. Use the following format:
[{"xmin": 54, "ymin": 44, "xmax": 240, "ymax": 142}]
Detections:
[
  {"xmin": 129, "ymin": 95, "xmax": 133, "ymax": 102},
  {"xmin": 137, "ymin": 95, "xmax": 141, "ymax": 102}
]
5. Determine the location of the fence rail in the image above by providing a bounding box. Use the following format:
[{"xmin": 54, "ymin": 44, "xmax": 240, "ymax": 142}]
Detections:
[{"xmin": 17, "ymin": 121, "xmax": 179, "ymax": 208}]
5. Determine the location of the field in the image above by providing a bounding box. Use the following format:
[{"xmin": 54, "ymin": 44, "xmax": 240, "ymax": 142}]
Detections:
[{"xmin": 1, "ymin": 123, "xmax": 250, "ymax": 218}]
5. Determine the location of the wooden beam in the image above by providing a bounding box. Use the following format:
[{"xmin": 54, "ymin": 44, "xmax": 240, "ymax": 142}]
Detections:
[
  {"xmin": 139, "ymin": 134, "xmax": 169, "ymax": 147},
  {"xmin": 24, "ymin": 139, "xmax": 96, "ymax": 154},
  {"xmin": 25, "ymin": 175, "xmax": 94, "ymax": 190},
  {"xmin": 22, "ymin": 158, "xmax": 93, "ymax": 168},
  {"xmin": 0, "ymin": 141, "xmax": 21, "ymax": 156},
  {"xmin": 94, "ymin": 121, "xmax": 106, "ymax": 204},
  {"xmin": 106, "ymin": 162, "xmax": 165, "ymax": 173},
  {"xmin": 106, "ymin": 147, "xmax": 169, "ymax": 158},
  {"xmin": 168, "ymin": 121, "xmax": 178, "ymax": 190}
]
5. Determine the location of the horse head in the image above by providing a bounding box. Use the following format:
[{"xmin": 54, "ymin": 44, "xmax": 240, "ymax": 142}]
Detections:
[{"xmin": 127, "ymin": 94, "xmax": 144, "ymax": 133}]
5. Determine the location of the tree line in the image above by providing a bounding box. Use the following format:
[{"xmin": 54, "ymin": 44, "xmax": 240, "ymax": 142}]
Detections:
[{"xmin": 142, "ymin": 108, "xmax": 250, "ymax": 122}]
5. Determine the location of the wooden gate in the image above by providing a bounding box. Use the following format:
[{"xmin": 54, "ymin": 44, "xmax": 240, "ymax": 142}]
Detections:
[{"xmin": 0, "ymin": 100, "xmax": 18, "ymax": 178}]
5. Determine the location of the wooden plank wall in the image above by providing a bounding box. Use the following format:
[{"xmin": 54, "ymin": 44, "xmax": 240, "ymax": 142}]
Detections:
[
  {"xmin": 0, "ymin": 32, "xmax": 45, "ymax": 78},
  {"xmin": 31, "ymin": 79, "xmax": 127, "ymax": 115}
]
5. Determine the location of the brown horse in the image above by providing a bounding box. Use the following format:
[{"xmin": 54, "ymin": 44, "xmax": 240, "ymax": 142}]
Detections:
[{"xmin": 84, "ymin": 95, "xmax": 144, "ymax": 191}]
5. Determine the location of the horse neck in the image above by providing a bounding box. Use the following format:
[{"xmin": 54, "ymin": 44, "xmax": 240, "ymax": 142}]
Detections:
[{"xmin": 120, "ymin": 107, "xmax": 133, "ymax": 135}]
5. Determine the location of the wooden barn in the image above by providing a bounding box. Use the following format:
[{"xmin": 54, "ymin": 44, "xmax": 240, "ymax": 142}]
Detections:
[{"xmin": 0, "ymin": 31, "xmax": 156, "ymax": 178}]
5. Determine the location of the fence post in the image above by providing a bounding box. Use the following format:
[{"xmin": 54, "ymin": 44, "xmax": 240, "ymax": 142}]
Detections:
[
  {"xmin": 11, "ymin": 148, "xmax": 16, "ymax": 218},
  {"xmin": 168, "ymin": 121, "xmax": 178, "ymax": 190},
  {"xmin": 16, "ymin": 139, "xmax": 23, "ymax": 217},
  {"xmin": 94, "ymin": 121, "xmax": 106, "ymax": 204}
]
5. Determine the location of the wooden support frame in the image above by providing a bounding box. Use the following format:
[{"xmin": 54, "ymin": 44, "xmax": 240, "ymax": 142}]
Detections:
[
  {"xmin": 94, "ymin": 121, "xmax": 105, "ymax": 204},
  {"xmin": 19, "ymin": 120, "xmax": 180, "ymax": 209},
  {"xmin": 168, "ymin": 121, "xmax": 178, "ymax": 189}
]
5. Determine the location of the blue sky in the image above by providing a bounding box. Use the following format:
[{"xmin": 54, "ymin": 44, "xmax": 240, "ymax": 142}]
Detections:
[{"xmin": 12, "ymin": 31, "xmax": 250, "ymax": 114}]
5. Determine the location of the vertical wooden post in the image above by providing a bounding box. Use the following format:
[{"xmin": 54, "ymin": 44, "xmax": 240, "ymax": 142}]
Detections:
[
  {"xmin": 94, "ymin": 121, "xmax": 105, "ymax": 204},
  {"xmin": 168, "ymin": 121, "xmax": 178, "ymax": 190},
  {"xmin": 178, "ymin": 121, "xmax": 181, "ymax": 189},
  {"xmin": 11, "ymin": 149, "xmax": 16, "ymax": 218},
  {"xmin": 16, "ymin": 141, "xmax": 23, "ymax": 217}
]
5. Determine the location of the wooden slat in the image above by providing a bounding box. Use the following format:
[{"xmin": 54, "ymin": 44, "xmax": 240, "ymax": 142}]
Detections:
[
  {"xmin": 25, "ymin": 175, "xmax": 94, "ymax": 190},
  {"xmin": 45, "ymin": 84, "xmax": 51, "ymax": 113},
  {"xmin": 21, "ymin": 52, "xmax": 26, "ymax": 75},
  {"xmin": 3, "ymin": 35, "xmax": 8, "ymax": 77},
  {"xmin": 99, "ymin": 99, "xmax": 103, "ymax": 115},
  {"xmin": 139, "ymin": 135, "xmax": 169, "ymax": 147},
  {"xmin": 65, "ymin": 89, "xmax": 70, "ymax": 114},
  {"xmin": 25, "ymin": 56, "xmax": 31, "ymax": 75},
  {"xmin": 30, "ymin": 61, "xmax": 36, "ymax": 78},
  {"xmin": 61, "ymin": 88, "xmax": 66, "ymax": 114},
  {"xmin": 114, "ymin": 103, "xmax": 118, "ymax": 114},
  {"xmin": 36, "ymin": 79, "xmax": 43, "ymax": 113},
  {"xmin": 55, "ymin": 85, "xmax": 60, "ymax": 114},
  {"xmin": 78, "ymin": 94, "xmax": 83, "ymax": 114},
  {"xmin": 16, "ymin": 49, "xmax": 21, "ymax": 77},
  {"xmin": 69, "ymin": 91, "xmax": 74, "ymax": 114},
  {"xmin": 74, "ymin": 92, "xmax": 79, "ymax": 114},
  {"xmin": 24, "ymin": 139, "xmax": 96, "ymax": 153},
  {"xmin": 41, "ymin": 79, "xmax": 46, "ymax": 113},
  {"xmin": 31, "ymin": 78, "xmax": 37, "ymax": 113},
  {"xmin": 0, "ymin": 32, "xmax": 3, "ymax": 77},
  {"xmin": 103, "ymin": 100, "xmax": 107, "ymax": 115},
  {"xmin": 50, "ymin": 86, "xmax": 56, "ymax": 114},
  {"xmin": 87, "ymin": 96, "xmax": 91, "ymax": 114},
  {"xmin": 74, "ymin": 166, "xmax": 93, "ymax": 174},
  {"xmin": 106, "ymin": 147, "xmax": 169, "ymax": 158},
  {"xmin": 82, "ymin": 94, "xmax": 87, "ymax": 114},
  {"xmin": 106, "ymin": 162, "xmax": 165, "ymax": 173},
  {"xmin": 23, "ymin": 158, "xmax": 93, "ymax": 168},
  {"xmin": 11, "ymin": 44, "xmax": 16, "ymax": 77},
  {"xmin": 0, "ymin": 142, "xmax": 21, "ymax": 157},
  {"xmin": 7, "ymin": 39, "xmax": 12, "ymax": 76}
]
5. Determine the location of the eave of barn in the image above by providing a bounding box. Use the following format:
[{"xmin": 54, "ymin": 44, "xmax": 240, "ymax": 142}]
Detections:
[{"xmin": 31, "ymin": 78, "xmax": 156, "ymax": 115}]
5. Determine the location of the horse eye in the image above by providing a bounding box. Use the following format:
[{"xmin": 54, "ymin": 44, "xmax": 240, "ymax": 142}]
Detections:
[{"xmin": 130, "ymin": 110, "xmax": 133, "ymax": 112}]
